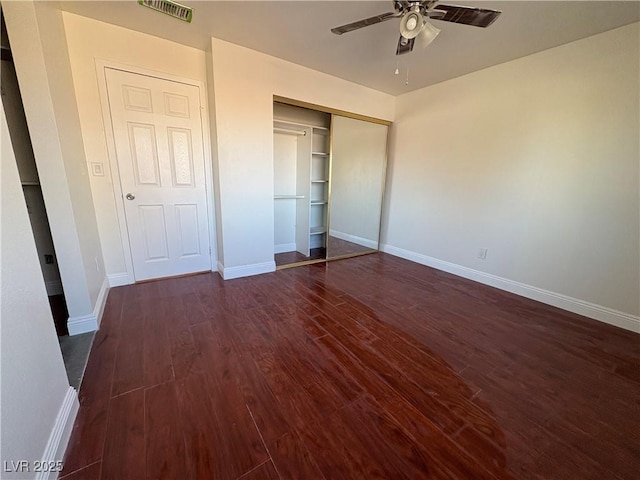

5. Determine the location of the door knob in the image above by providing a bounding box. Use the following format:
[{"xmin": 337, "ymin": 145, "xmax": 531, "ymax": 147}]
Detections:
[{"xmin": 125, "ymin": 193, "xmax": 135, "ymax": 200}]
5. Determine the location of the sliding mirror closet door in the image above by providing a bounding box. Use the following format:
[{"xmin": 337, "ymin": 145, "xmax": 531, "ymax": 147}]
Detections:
[{"xmin": 327, "ymin": 115, "xmax": 388, "ymax": 259}]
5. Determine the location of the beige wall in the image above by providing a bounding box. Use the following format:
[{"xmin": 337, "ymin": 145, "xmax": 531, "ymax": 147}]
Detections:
[
  {"xmin": 1, "ymin": 101, "xmax": 75, "ymax": 479},
  {"xmin": 62, "ymin": 12, "xmax": 209, "ymax": 281},
  {"xmin": 383, "ymin": 23, "xmax": 640, "ymax": 329},
  {"xmin": 210, "ymin": 38, "xmax": 395, "ymax": 275}
]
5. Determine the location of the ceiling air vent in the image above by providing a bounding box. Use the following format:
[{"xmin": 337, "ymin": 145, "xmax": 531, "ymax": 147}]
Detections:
[{"xmin": 138, "ymin": 0, "xmax": 193, "ymax": 23}]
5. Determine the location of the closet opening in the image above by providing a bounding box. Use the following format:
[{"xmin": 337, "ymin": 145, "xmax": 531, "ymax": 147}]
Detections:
[{"xmin": 273, "ymin": 102, "xmax": 331, "ymax": 268}]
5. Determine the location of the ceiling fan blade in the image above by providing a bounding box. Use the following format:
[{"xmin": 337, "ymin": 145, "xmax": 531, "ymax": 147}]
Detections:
[
  {"xmin": 396, "ymin": 35, "xmax": 415, "ymax": 55},
  {"xmin": 331, "ymin": 12, "xmax": 400, "ymax": 35},
  {"xmin": 433, "ymin": 4, "xmax": 502, "ymax": 28}
]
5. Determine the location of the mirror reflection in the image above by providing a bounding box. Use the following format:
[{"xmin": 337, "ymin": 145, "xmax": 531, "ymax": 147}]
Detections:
[{"xmin": 327, "ymin": 115, "xmax": 388, "ymax": 259}]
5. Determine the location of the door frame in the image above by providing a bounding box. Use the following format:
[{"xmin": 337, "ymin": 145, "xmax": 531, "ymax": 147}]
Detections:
[{"xmin": 96, "ymin": 60, "xmax": 217, "ymax": 284}]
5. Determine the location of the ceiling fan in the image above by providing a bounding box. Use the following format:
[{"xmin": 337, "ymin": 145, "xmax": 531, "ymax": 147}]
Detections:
[{"xmin": 331, "ymin": 1, "xmax": 502, "ymax": 55}]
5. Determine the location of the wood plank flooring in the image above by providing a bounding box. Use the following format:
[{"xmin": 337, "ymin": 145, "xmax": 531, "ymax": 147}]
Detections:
[{"xmin": 61, "ymin": 253, "xmax": 640, "ymax": 479}]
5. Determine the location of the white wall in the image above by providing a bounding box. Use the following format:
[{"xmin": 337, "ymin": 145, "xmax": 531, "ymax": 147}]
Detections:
[
  {"xmin": 1, "ymin": 102, "xmax": 77, "ymax": 479},
  {"xmin": 62, "ymin": 12, "xmax": 210, "ymax": 282},
  {"xmin": 383, "ymin": 23, "xmax": 640, "ymax": 330},
  {"xmin": 210, "ymin": 38, "xmax": 395, "ymax": 276},
  {"xmin": 4, "ymin": 1, "xmax": 106, "ymax": 333}
]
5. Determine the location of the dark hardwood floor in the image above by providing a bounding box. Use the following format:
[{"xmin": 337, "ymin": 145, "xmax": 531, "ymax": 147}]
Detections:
[{"xmin": 61, "ymin": 253, "xmax": 640, "ymax": 480}]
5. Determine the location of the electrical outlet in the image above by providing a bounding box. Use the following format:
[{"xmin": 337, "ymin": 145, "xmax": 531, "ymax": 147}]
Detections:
[
  {"xmin": 477, "ymin": 248, "xmax": 488, "ymax": 260},
  {"xmin": 45, "ymin": 254, "xmax": 54, "ymax": 264}
]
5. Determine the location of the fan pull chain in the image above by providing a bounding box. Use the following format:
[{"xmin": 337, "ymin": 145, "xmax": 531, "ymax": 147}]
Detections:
[
  {"xmin": 395, "ymin": 59, "xmax": 400, "ymax": 75},
  {"xmin": 405, "ymin": 67, "xmax": 410, "ymax": 85}
]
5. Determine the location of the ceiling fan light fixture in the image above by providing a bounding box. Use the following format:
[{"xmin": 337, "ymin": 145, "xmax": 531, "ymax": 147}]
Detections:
[
  {"xmin": 418, "ymin": 21, "xmax": 441, "ymax": 49},
  {"xmin": 330, "ymin": 1, "xmax": 502, "ymax": 56},
  {"xmin": 400, "ymin": 10, "xmax": 423, "ymax": 39}
]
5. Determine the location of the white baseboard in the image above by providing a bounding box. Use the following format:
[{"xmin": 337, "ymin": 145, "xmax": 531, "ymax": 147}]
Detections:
[
  {"xmin": 67, "ymin": 277, "xmax": 109, "ymax": 335},
  {"xmin": 67, "ymin": 314, "xmax": 97, "ymax": 335},
  {"xmin": 330, "ymin": 230, "xmax": 378, "ymax": 250},
  {"xmin": 36, "ymin": 387, "xmax": 79, "ymax": 480},
  {"xmin": 107, "ymin": 272, "xmax": 132, "ymax": 287},
  {"xmin": 221, "ymin": 261, "xmax": 276, "ymax": 280},
  {"xmin": 275, "ymin": 242, "xmax": 296, "ymax": 254},
  {"xmin": 45, "ymin": 279, "xmax": 63, "ymax": 296},
  {"xmin": 94, "ymin": 277, "xmax": 109, "ymax": 328},
  {"xmin": 380, "ymin": 243, "xmax": 640, "ymax": 334}
]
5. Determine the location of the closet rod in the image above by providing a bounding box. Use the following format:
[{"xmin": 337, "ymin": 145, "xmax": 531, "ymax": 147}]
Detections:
[{"xmin": 274, "ymin": 127, "xmax": 307, "ymax": 136}]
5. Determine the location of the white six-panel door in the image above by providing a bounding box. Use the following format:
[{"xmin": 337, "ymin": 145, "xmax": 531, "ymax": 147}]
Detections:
[{"xmin": 105, "ymin": 68, "xmax": 211, "ymax": 281}]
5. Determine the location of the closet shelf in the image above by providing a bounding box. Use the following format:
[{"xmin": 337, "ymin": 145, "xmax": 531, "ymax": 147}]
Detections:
[
  {"xmin": 274, "ymin": 127, "xmax": 306, "ymax": 136},
  {"xmin": 273, "ymin": 119, "xmax": 308, "ymax": 129},
  {"xmin": 310, "ymin": 226, "xmax": 326, "ymax": 235},
  {"xmin": 274, "ymin": 195, "xmax": 305, "ymax": 200}
]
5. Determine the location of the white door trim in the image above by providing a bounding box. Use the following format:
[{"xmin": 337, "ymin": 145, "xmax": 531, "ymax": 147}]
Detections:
[{"xmin": 95, "ymin": 59, "xmax": 217, "ymax": 284}]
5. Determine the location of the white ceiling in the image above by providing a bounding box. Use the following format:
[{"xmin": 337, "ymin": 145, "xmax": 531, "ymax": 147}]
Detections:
[{"xmin": 56, "ymin": 1, "xmax": 640, "ymax": 95}]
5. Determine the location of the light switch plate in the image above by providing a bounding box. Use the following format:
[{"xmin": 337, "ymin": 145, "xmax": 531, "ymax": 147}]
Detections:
[{"xmin": 91, "ymin": 162, "xmax": 105, "ymax": 176}]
